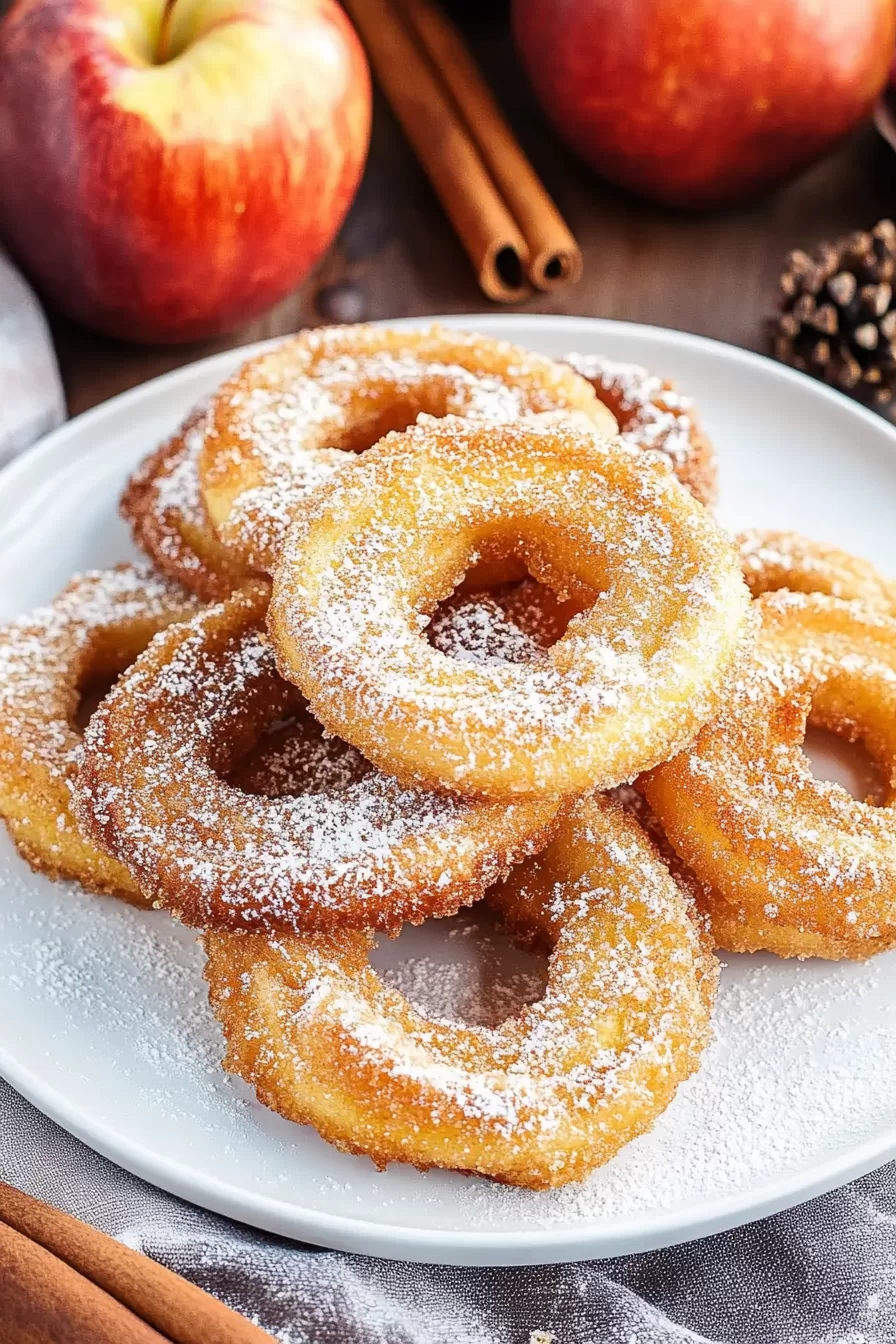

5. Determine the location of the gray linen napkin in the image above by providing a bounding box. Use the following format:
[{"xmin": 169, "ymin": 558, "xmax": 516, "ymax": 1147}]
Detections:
[
  {"xmin": 1, "ymin": 1075, "xmax": 892, "ymax": 1344},
  {"xmin": 0, "ymin": 250, "xmax": 64, "ymax": 465}
]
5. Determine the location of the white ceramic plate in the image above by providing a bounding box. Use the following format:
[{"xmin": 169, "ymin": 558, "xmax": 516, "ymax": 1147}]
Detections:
[{"xmin": 2, "ymin": 315, "xmax": 896, "ymax": 1267}]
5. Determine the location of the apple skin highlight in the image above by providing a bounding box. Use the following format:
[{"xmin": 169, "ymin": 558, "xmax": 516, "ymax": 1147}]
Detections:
[
  {"xmin": 0, "ymin": 0, "xmax": 372, "ymax": 342},
  {"xmin": 512, "ymin": 0, "xmax": 896, "ymax": 211}
]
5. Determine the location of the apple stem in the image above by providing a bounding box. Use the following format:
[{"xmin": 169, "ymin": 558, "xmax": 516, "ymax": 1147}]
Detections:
[{"xmin": 155, "ymin": 0, "xmax": 178, "ymax": 64}]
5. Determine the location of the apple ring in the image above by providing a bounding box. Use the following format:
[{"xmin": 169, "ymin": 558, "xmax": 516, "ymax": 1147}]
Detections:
[
  {"xmin": 738, "ymin": 529, "xmax": 896, "ymax": 612},
  {"xmin": 616, "ymin": 783, "xmax": 894, "ymax": 961},
  {"xmin": 121, "ymin": 403, "xmax": 256, "ymax": 600},
  {"xmin": 563, "ymin": 352, "xmax": 717, "ymax": 506},
  {"xmin": 200, "ymin": 324, "xmax": 617, "ymax": 571},
  {"xmin": 643, "ymin": 592, "xmax": 896, "ymax": 953},
  {"xmin": 0, "ymin": 565, "xmax": 199, "ymax": 901},
  {"xmin": 74, "ymin": 582, "xmax": 564, "ymax": 933},
  {"xmin": 269, "ymin": 416, "xmax": 751, "ymax": 798},
  {"xmin": 203, "ymin": 792, "xmax": 717, "ymax": 1189}
]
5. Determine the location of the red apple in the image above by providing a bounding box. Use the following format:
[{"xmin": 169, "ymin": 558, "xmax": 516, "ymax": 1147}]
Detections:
[
  {"xmin": 0, "ymin": 0, "xmax": 371, "ymax": 342},
  {"xmin": 513, "ymin": 0, "xmax": 896, "ymax": 210}
]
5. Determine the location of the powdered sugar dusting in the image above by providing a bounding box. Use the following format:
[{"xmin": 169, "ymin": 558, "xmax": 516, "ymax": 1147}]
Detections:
[
  {"xmin": 429, "ymin": 597, "xmax": 545, "ymax": 665},
  {"xmin": 372, "ymin": 907, "xmax": 549, "ymax": 1029},
  {"xmin": 207, "ymin": 325, "xmax": 609, "ymax": 567},
  {"xmin": 75, "ymin": 589, "xmax": 559, "ymax": 931},
  {"xmin": 151, "ymin": 411, "xmax": 208, "ymax": 532},
  {"xmin": 121, "ymin": 407, "xmax": 212, "ymax": 580},
  {"xmin": 441, "ymin": 950, "xmax": 896, "ymax": 1227},
  {"xmin": 0, "ymin": 861, "xmax": 234, "ymax": 1130},
  {"xmin": 120, "ymin": 403, "xmax": 257, "ymax": 600},
  {"xmin": 270, "ymin": 416, "xmax": 749, "ymax": 794},
  {"xmin": 0, "ymin": 564, "xmax": 198, "ymax": 782},
  {"xmin": 563, "ymin": 352, "xmax": 697, "ymax": 466},
  {"xmin": 5, "ymin": 825, "xmax": 896, "ymax": 1231},
  {"xmin": 362, "ymin": 911, "xmax": 896, "ymax": 1224},
  {"xmin": 427, "ymin": 578, "xmax": 575, "ymax": 666},
  {"xmin": 218, "ymin": 451, "xmax": 345, "ymax": 575},
  {"xmin": 645, "ymin": 592, "xmax": 896, "ymax": 945}
]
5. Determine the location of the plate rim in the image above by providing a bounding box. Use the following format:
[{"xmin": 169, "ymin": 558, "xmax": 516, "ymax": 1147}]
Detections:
[
  {"xmin": 3, "ymin": 313, "xmax": 896, "ymax": 1266},
  {"xmin": 6, "ymin": 1032, "xmax": 896, "ymax": 1265}
]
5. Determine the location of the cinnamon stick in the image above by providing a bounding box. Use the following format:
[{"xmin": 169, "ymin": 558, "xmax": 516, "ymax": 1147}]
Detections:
[
  {"xmin": 0, "ymin": 1219, "xmax": 169, "ymax": 1344},
  {"xmin": 398, "ymin": 0, "xmax": 582, "ymax": 291},
  {"xmin": 0, "ymin": 1181, "xmax": 274, "ymax": 1344},
  {"xmin": 341, "ymin": 0, "xmax": 531, "ymax": 303}
]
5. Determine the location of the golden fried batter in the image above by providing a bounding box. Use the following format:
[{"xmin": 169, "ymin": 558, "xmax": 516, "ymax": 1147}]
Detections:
[
  {"xmin": 204, "ymin": 794, "xmax": 717, "ymax": 1188},
  {"xmin": 0, "ymin": 566, "xmax": 199, "ymax": 900}
]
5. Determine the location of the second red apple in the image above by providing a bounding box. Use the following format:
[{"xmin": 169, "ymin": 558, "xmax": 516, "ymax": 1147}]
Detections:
[{"xmin": 513, "ymin": 0, "xmax": 896, "ymax": 210}]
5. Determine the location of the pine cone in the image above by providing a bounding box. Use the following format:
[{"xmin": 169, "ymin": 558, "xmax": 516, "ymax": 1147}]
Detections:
[{"xmin": 769, "ymin": 219, "xmax": 896, "ymax": 410}]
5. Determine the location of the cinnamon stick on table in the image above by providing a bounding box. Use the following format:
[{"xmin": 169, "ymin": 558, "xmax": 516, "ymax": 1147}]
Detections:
[
  {"xmin": 398, "ymin": 0, "xmax": 582, "ymax": 291},
  {"xmin": 0, "ymin": 1180, "xmax": 274, "ymax": 1344},
  {"xmin": 0, "ymin": 1219, "xmax": 168, "ymax": 1344},
  {"xmin": 342, "ymin": 0, "xmax": 531, "ymax": 303}
]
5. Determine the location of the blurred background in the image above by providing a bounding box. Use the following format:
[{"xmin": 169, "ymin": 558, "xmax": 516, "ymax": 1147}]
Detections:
[{"xmin": 1, "ymin": 0, "xmax": 895, "ymax": 415}]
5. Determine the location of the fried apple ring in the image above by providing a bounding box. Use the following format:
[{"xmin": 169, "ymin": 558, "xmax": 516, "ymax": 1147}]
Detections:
[
  {"xmin": 200, "ymin": 324, "xmax": 617, "ymax": 572},
  {"xmin": 74, "ymin": 582, "xmax": 564, "ymax": 933},
  {"xmin": 269, "ymin": 416, "xmax": 750, "ymax": 798},
  {"xmin": 738, "ymin": 529, "xmax": 896, "ymax": 612},
  {"xmin": 616, "ymin": 783, "xmax": 894, "ymax": 961},
  {"xmin": 563, "ymin": 352, "xmax": 717, "ymax": 506},
  {"xmin": 0, "ymin": 566, "xmax": 199, "ymax": 902},
  {"xmin": 203, "ymin": 793, "xmax": 717, "ymax": 1188},
  {"xmin": 121, "ymin": 404, "xmax": 255, "ymax": 600},
  {"xmin": 644, "ymin": 592, "xmax": 896, "ymax": 954}
]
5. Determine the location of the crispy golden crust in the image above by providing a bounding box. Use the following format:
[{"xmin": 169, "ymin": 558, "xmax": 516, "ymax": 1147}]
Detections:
[
  {"xmin": 269, "ymin": 416, "xmax": 751, "ymax": 798},
  {"xmin": 617, "ymin": 784, "xmax": 893, "ymax": 961},
  {"xmin": 562, "ymin": 352, "xmax": 717, "ymax": 507},
  {"xmin": 644, "ymin": 592, "xmax": 896, "ymax": 955},
  {"xmin": 121, "ymin": 404, "xmax": 257, "ymax": 600},
  {"xmin": 738, "ymin": 529, "xmax": 896, "ymax": 612},
  {"xmin": 702, "ymin": 896, "xmax": 895, "ymax": 960},
  {"xmin": 200, "ymin": 323, "xmax": 618, "ymax": 572},
  {"xmin": 0, "ymin": 566, "xmax": 200, "ymax": 902},
  {"xmin": 204, "ymin": 794, "xmax": 717, "ymax": 1189},
  {"xmin": 74, "ymin": 582, "xmax": 565, "ymax": 934}
]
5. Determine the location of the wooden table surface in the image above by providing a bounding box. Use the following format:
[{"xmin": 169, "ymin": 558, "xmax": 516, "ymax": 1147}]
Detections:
[{"xmin": 51, "ymin": 7, "xmax": 896, "ymax": 416}]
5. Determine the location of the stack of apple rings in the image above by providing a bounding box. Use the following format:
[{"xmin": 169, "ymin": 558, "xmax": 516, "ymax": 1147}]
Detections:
[{"xmin": 4, "ymin": 321, "xmax": 896, "ymax": 1190}]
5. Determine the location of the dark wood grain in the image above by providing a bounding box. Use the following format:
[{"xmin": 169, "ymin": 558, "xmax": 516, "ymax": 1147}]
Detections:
[{"xmin": 51, "ymin": 11, "xmax": 896, "ymax": 416}]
